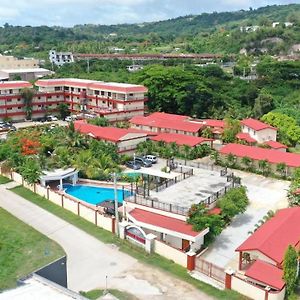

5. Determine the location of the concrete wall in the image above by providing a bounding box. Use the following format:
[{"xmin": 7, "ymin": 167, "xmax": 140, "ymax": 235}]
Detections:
[
  {"xmin": 246, "ymin": 250, "xmax": 276, "ymax": 266},
  {"xmin": 231, "ymin": 275, "xmax": 285, "ymax": 300},
  {"xmin": 154, "ymin": 239, "xmax": 187, "ymax": 267}
]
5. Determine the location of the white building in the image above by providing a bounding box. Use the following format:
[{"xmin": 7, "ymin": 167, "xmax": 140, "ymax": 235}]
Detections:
[
  {"xmin": 240, "ymin": 118, "xmax": 277, "ymax": 144},
  {"xmin": 49, "ymin": 50, "xmax": 74, "ymax": 66}
]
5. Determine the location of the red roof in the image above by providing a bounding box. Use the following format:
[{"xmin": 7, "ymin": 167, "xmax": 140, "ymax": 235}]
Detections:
[
  {"xmin": 150, "ymin": 133, "xmax": 212, "ymax": 147},
  {"xmin": 236, "ymin": 207, "xmax": 300, "ymax": 265},
  {"xmin": 207, "ymin": 207, "xmax": 222, "ymax": 215},
  {"xmin": 74, "ymin": 121, "xmax": 146, "ymax": 143},
  {"xmin": 129, "ymin": 208, "xmax": 201, "ymax": 237},
  {"xmin": 245, "ymin": 260, "xmax": 285, "ymax": 290},
  {"xmin": 264, "ymin": 140, "xmax": 288, "ymax": 149},
  {"xmin": 236, "ymin": 133, "xmax": 257, "ymax": 143},
  {"xmin": 130, "ymin": 112, "xmax": 203, "ymax": 133},
  {"xmin": 36, "ymin": 79, "xmax": 147, "ymax": 93},
  {"xmin": 0, "ymin": 81, "xmax": 32, "ymax": 89},
  {"xmin": 220, "ymin": 143, "xmax": 300, "ymax": 167},
  {"xmin": 241, "ymin": 118, "xmax": 277, "ymax": 131},
  {"xmin": 203, "ymin": 119, "xmax": 225, "ymax": 128}
]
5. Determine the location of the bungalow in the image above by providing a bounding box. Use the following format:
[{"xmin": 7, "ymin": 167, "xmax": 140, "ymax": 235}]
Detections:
[
  {"xmin": 219, "ymin": 143, "xmax": 300, "ymax": 175},
  {"xmin": 129, "ymin": 112, "xmax": 204, "ymax": 136},
  {"xmin": 150, "ymin": 132, "xmax": 213, "ymax": 148},
  {"xmin": 225, "ymin": 207, "xmax": 300, "ymax": 299},
  {"xmin": 240, "ymin": 118, "xmax": 277, "ymax": 143},
  {"xmin": 264, "ymin": 140, "xmax": 288, "ymax": 152},
  {"xmin": 74, "ymin": 120, "xmax": 149, "ymax": 153}
]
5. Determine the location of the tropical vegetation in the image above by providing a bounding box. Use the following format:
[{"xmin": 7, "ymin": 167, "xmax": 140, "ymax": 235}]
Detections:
[
  {"xmin": 188, "ymin": 187, "xmax": 249, "ymax": 245},
  {"xmin": 136, "ymin": 140, "xmax": 211, "ymax": 160},
  {"xmin": 0, "ymin": 123, "xmax": 121, "ymax": 183}
]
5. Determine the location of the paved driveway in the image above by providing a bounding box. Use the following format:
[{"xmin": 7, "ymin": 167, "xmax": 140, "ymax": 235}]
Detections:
[
  {"xmin": 0, "ymin": 184, "xmax": 214, "ymax": 300},
  {"xmin": 201, "ymin": 171, "xmax": 290, "ymax": 269}
]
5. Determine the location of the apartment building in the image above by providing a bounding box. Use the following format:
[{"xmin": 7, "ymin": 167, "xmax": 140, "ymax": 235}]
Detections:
[
  {"xmin": 49, "ymin": 50, "xmax": 74, "ymax": 66},
  {"xmin": 0, "ymin": 78, "xmax": 147, "ymax": 122},
  {"xmin": 0, "ymin": 55, "xmax": 39, "ymax": 69}
]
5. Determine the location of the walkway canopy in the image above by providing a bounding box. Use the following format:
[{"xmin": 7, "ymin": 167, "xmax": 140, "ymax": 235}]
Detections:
[
  {"xmin": 40, "ymin": 168, "xmax": 79, "ymax": 190},
  {"xmin": 124, "ymin": 168, "xmax": 178, "ymax": 180}
]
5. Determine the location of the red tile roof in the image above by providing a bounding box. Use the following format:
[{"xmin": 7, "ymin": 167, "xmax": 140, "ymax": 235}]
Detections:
[
  {"xmin": 264, "ymin": 140, "xmax": 288, "ymax": 149},
  {"xmin": 207, "ymin": 207, "xmax": 222, "ymax": 215},
  {"xmin": 236, "ymin": 207, "xmax": 300, "ymax": 265},
  {"xmin": 241, "ymin": 118, "xmax": 277, "ymax": 131},
  {"xmin": 74, "ymin": 121, "xmax": 146, "ymax": 143},
  {"xmin": 129, "ymin": 208, "xmax": 200, "ymax": 237},
  {"xmin": 0, "ymin": 81, "xmax": 32, "ymax": 89},
  {"xmin": 130, "ymin": 112, "xmax": 204, "ymax": 133},
  {"xmin": 150, "ymin": 133, "xmax": 212, "ymax": 147},
  {"xmin": 35, "ymin": 79, "xmax": 147, "ymax": 93},
  {"xmin": 202, "ymin": 119, "xmax": 225, "ymax": 128},
  {"xmin": 220, "ymin": 143, "xmax": 300, "ymax": 167},
  {"xmin": 236, "ymin": 133, "xmax": 257, "ymax": 143},
  {"xmin": 245, "ymin": 260, "xmax": 285, "ymax": 290}
]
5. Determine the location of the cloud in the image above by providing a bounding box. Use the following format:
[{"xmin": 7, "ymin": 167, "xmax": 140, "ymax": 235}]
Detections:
[{"xmin": 0, "ymin": 0, "xmax": 297, "ymax": 26}]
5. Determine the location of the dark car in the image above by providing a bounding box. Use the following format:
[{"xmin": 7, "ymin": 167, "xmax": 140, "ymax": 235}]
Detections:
[
  {"xmin": 126, "ymin": 161, "xmax": 141, "ymax": 170},
  {"xmin": 134, "ymin": 157, "xmax": 152, "ymax": 167}
]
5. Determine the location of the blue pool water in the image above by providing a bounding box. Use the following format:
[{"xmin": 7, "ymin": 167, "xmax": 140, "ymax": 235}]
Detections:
[{"xmin": 63, "ymin": 184, "xmax": 131, "ymax": 205}]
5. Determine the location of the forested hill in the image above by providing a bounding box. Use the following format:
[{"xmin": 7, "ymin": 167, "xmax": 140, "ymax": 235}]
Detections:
[{"xmin": 0, "ymin": 4, "xmax": 300, "ymax": 56}]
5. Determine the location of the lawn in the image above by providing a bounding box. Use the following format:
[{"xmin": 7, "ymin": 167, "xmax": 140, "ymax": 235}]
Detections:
[
  {"xmin": 0, "ymin": 207, "xmax": 65, "ymax": 291},
  {"xmin": 80, "ymin": 289, "xmax": 138, "ymax": 300},
  {"xmin": 0, "ymin": 175, "xmax": 11, "ymax": 184},
  {"xmin": 10, "ymin": 185, "xmax": 247, "ymax": 300}
]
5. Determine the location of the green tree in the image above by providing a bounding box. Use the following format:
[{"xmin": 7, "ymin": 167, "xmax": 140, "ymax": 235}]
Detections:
[
  {"xmin": 18, "ymin": 157, "xmax": 41, "ymax": 184},
  {"xmin": 258, "ymin": 159, "xmax": 270, "ymax": 175},
  {"xmin": 253, "ymin": 91, "xmax": 274, "ymax": 118},
  {"xmin": 225, "ymin": 153, "xmax": 236, "ymax": 168},
  {"xmin": 283, "ymin": 245, "xmax": 298, "ymax": 296},
  {"xmin": 222, "ymin": 118, "xmax": 241, "ymax": 143},
  {"xmin": 57, "ymin": 103, "xmax": 70, "ymax": 120},
  {"xmin": 276, "ymin": 162, "xmax": 287, "ymax": 177},
  {"xmin": 21, "ymin": 88, "xmax": 35, "ymax": 120},
  {"xmin": 88, "ymin": 117, "xmax": 109, "ymax": 127}
]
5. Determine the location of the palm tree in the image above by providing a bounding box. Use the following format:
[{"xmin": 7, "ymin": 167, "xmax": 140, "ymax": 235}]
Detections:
[
  {"xmin": 210, "ymin": 151, "xmax": 220, "ymax": 164},
  {"xmin": 182, "ymin": 144, "xmax": 191, "ymax": 162},
  {"xmin": 21, "ymin": 88, "xmax": 35, "ymax": 120},
  {"xmin": 276, "ymin": 162, "xmax": 287, "ymax": 178},
  {"xmin": 258, "ymin": 159, "xmax": 270, "ymax": 175},
  {"xmin": 226, "ymin": 153, "xmax": 236, "ymax": 167},
  {"xmin": 241, "ymin": 156, "xmax": 252, "ymax": 170}
]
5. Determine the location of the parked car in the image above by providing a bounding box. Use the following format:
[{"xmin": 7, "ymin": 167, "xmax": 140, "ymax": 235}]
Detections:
[
  {"xmin": 65, "ymin": 115, "xmax": 77, "ymax": 122},
  {"xmin": 134, "ymin": 157, "xmax": 152, "ymax": 167},
  {"xmin": 126, "ymin": 161, "xmax": 141, "ymax": 170},
  {"xmin": 46, "ymin": 115, "xmax": 58, "ymax": 121},
  {"xmin": 143, "ymin": 155, "xmax": 157, "ymax": 164}
]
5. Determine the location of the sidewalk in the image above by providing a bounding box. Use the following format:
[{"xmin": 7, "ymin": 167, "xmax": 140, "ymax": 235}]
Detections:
[{"xmin": 0, "ymin": 184, "xmax": 214, "ymax": 299}]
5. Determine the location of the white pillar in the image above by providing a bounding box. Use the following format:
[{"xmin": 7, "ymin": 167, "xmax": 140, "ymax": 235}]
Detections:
[
  {"xmin": 145, "ymin": 233, "xmax": 157, "ymax": 254},
  {"xmin": 60, "ymin": 178, "xmax": 63, "ymax": 190},
  {"xmin": 119, "ymin": 221, "xmax": 130, "ymax": 240}
]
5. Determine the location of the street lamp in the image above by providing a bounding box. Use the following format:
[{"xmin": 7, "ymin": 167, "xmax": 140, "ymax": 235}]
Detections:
[{"xmin": 112, "ymin": 172, "xmax": 119, "ymax": 236}]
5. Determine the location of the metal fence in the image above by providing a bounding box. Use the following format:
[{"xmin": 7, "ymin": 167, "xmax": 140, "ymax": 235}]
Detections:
[
  {"xmin": 195, "ymin": 258, "xmax": 226, "ymax": 284},
  {"xmin": 174, "ymin": 159, "xmax": 224, "ymax": 172},
  {"xmin": 127, "ymin": 194, "xmax": 189, "ymax": 216}
]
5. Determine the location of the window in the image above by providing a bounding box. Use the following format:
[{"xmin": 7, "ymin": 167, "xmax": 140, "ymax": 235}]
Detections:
[
  {"xmin": 108, "ymin": 92, "xmax": 111, "ymax": 97},
  {"xmin": 71, "ymin": 87, "xmax": 74, "ymax": 92},
  {"xmin": 101, "ymin": 91, "xmax": 104, "ymax": 96},
  {"xmin": 95, "ymin": 90, "xmax": 99, "ymax": 95},
  {"xmin": 9, "ymin": 89, "xmax": 12, "ymax": 94},
  {"xmin": 54, "ymin": 87, "xmax": 61, "ymax": 91}
]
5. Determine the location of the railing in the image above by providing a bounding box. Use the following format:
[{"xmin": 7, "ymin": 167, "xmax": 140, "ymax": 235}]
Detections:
[
  {"xmin": 127, "ymin": 194, "xmax": 189, "ymax": 216},
  {"xmin": 174, "ymin": 159, "xmax": 224, "ymax": 172}
]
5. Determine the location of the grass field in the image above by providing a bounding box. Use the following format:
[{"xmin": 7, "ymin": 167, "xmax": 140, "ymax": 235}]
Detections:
[
  {"xmin": 0, "ymin": 207, "xmax": 65, "ymax": 291},
  {"xmin": 0, "ymin": 175, "xmax": 11, "ymax": 184},
  {"xmin": 10, "ymin": 185, "xmax": 247, "ymax": 300}
]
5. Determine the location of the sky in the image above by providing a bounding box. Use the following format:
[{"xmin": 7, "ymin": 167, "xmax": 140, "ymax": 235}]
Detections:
[{"xmin": 0, "ymin": 0, "xmax": 298, "ymax": 27}]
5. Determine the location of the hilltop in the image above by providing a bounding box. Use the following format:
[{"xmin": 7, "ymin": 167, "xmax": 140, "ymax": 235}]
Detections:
[{"xmin": 0, "ymin": 4, "xmax": 299, "ymax": 57}]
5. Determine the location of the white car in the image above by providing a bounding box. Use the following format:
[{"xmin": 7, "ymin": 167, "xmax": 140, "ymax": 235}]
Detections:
[
  {"xmin": 47, "ymin": 115, "xmax": 58, "ymax": 121},
  {"xmin": 144, "ymin": 155, "xmax": 157, "ymax": 163}
]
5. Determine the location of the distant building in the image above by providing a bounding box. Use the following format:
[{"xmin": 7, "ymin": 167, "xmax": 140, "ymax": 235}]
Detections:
[
  {"xmin": 49, "ymin": 50, "xmax": 74, "ymax": 66},
  {"xmin": 0, "ymin": 68, "xmax": 53, "ymax": 81},
  {"xmin": 240, "ymin": 26, "xmax": 260, "ymax": 32},
  {"xmin": 0, "ymin": 78, "xmax": 147, "ymax": 122},
  {"xmin": 272, "ymin": 22, "xmax": 280, "ymax": 28},
  {"xmin": 0, "ymin": 54, "xmax": 39, "ymax": 69}
]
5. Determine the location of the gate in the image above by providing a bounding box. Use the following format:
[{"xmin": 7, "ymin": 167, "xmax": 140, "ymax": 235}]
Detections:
[{"xmin": 195, "ymin": 258, "xmax": 226, "ymax": 284}]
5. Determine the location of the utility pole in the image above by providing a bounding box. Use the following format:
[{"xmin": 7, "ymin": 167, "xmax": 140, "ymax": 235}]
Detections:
[
  {"xmin": 113, "ymin": 173, "xmax": 119, "ymax": 236},
  {"xmin": 87, "ymin": 58, "xmax": 90, "ymax": 73}
]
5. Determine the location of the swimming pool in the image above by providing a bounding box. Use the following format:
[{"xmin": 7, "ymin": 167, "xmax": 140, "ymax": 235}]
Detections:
[{"xmin": 63, "ymin": 184, "xmax": 131, "ymax": 205}]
